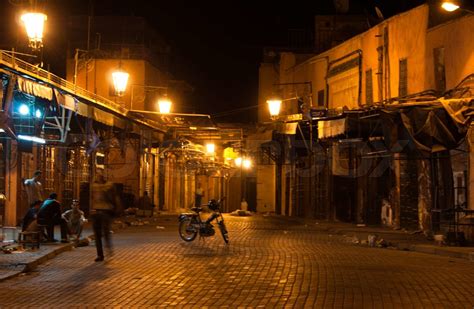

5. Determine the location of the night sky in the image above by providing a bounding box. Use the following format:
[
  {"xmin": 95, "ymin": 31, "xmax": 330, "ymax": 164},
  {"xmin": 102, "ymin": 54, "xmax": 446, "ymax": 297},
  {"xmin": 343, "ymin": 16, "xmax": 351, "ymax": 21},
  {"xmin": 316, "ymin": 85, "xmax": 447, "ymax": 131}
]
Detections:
[{"xmin": 2, "ymin": 0, "xmax": 430, "ymax": 122}]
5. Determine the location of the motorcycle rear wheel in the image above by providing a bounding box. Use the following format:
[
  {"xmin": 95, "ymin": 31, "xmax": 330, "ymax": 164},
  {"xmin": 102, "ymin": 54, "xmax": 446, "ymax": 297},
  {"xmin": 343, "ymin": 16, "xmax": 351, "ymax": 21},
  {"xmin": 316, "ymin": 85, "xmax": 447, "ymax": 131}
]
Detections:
[
  {"xmin": 218, "ymin": 221, "xmax": 229, "ymax": 244},
  {"xmin": 179, "ymin": 218, "xmax": 197, "ymax": 242}
]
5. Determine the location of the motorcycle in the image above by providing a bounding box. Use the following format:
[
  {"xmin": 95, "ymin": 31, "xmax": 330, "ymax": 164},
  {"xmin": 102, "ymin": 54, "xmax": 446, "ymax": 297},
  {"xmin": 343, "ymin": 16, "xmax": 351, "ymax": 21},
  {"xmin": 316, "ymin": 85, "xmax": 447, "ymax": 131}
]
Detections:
[{"xmin": 178, "ymin": 198, "xmax": 229, "ymax": 244}]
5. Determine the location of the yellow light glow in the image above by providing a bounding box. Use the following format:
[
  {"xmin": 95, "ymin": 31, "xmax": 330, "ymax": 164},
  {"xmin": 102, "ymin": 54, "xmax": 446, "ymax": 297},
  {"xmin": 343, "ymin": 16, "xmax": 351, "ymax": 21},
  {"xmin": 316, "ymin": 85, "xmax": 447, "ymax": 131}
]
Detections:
[
  {"xmin": 158, "ymin": 97, "xmax": 172, "ymax": 114},
  {"xmin": 21, "ymin": 12, "xmax": 47, "ymax": 50},
  {"xmin": 112, "ymin": 70, "xmax": 129, "ymax": 96},
  {"xmin": 267, "ymin": 99, "xmax": 282, "ymax": 117},
  {"xmin": 441, "ymin": 1, "xmax": 460, "ymax": 11},
  {"xmin": 235, "ymin": 157, "xmax": 242, "ymax": 166},
  {"xmin": 243, "ymin": 159, "xmax": 252, "ymax": 169},
  {"xmin": 189, "ymin": 126, "xmax": 197, "ymax": 130},
  {"xmin": 206, "ymin": 143, "xmax": 215, "ymax": 154}
]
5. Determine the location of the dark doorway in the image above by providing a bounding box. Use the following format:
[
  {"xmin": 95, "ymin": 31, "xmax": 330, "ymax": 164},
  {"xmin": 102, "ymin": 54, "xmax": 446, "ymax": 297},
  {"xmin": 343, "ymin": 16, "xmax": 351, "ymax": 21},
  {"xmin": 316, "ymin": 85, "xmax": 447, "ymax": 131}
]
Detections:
[
  {"xmin": 333, "ymin": 176, "xmax": 356, "ymax": 222},
  {"xmin": 246, "ymin": 176, "xmax": 257, "ymax": 212}
]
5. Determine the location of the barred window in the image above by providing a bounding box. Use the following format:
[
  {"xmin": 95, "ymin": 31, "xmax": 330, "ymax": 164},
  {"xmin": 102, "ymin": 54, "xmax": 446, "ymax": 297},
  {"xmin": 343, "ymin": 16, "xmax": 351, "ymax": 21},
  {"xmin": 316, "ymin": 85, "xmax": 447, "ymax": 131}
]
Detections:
[
  {"xmin": 365, "ymin": 69, "xmax": 373, "ymax": 105},
  {"xmin": 399, "ymin": 58, "xmax": 408, "ymax": 97}
]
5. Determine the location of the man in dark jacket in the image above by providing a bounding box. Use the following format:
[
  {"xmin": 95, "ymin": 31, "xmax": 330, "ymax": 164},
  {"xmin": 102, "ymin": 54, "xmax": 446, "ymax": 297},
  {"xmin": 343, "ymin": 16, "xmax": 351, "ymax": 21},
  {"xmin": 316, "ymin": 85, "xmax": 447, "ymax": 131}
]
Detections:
[{"xmin": 37, "ymin": 193, "xmax": 68, "ymax": 242}]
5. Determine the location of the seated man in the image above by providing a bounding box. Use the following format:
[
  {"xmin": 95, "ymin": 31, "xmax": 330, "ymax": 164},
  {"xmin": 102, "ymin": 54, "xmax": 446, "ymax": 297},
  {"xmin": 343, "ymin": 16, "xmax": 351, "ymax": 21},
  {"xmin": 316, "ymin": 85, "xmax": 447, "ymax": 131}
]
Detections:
[
  {"xmin": 22, "ymin": 200, "xmax": 42, "ymax": 232},
  {"xmin": 61, "ymin": 199, "xmax": 86, "ymax": 240},
  {"xmin": 37, "ymin": 193, "xmax": 68, "ymax": 242}
]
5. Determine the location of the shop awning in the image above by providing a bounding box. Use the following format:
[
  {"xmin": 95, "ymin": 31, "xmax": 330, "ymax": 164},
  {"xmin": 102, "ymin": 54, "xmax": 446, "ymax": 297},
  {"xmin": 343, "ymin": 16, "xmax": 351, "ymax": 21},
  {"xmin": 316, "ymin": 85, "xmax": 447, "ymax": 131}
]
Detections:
[
  {"xmin": 318, "ymin": 117, "xmax": 346, "ymax": 139},
  {"xmin": 75, "ymin": 100, "xmax": 126, "ymax": 129},
  {"xmin": 380, "ymin": 99, "xmax": 473, "ymax": 153},
  {"xmin": 17, "ymin": 76, "xmax": 53, "ymax": 101}
]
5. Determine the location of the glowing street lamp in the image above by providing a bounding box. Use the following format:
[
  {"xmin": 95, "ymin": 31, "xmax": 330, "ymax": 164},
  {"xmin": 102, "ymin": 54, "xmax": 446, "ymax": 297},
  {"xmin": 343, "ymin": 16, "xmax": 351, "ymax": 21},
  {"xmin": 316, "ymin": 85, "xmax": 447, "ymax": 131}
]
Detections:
[
  {"xmin": 441, "ymin": 1, "xmax": 460, "ymax": 11},
  {"xmin": 206, "ymin": 143, "xmax": 215, "ymax": 154},
  {"xmin": 242, "ymin": 158, "xmax": 252, "ymax": 169},
  {"xmin": 20, "ymin": 12, "xmax": 47, "ymax": 50},
  {"xmin": 267, "ymin": 97, "xmax": 282, "ymax": 118},
  {"xmin": 112, "ymin": 68, "xmax": 129, "ymax": 96},
  {"xmin": 157, "ymin": 96, "xmax": 172, "ymax": 114},
  {"xmin": 235, "ymin": 157, "xmax": 242, "ymax": 167},
  {"xmin": 441, "ymin": 1, "xmax": 474, "ymax": 13}
]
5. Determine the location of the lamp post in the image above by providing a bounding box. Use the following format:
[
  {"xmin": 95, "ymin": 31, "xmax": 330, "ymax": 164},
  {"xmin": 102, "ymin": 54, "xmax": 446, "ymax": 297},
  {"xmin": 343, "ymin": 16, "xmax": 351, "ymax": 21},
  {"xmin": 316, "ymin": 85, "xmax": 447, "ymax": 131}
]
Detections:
[
  {"xmin": 235, "ymin": 156, "xmax": 252, "ymax": 210},
  {"xmin": 267, "ymin": 81, "xmax": 314, "ymax": 216}
]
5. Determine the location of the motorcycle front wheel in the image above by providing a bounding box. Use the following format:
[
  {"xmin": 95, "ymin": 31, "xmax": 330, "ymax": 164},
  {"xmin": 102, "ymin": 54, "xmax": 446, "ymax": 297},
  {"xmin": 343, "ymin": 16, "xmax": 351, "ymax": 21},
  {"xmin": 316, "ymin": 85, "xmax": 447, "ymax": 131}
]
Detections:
[
  {"xmin": 218, "ymin": 221, "xmax": 229, "ymax": 244},
  {"xmin": 179, "ymin": 218, "xmax": 198, "ymax": 242}
]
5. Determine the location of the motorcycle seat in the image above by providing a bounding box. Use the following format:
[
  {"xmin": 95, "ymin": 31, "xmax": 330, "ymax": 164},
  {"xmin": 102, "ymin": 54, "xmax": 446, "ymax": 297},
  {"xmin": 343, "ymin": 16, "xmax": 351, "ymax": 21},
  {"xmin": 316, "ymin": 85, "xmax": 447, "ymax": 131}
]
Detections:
[{"xmin": 191, "ymin": 207, "xmax": 202, "ymax": 212}]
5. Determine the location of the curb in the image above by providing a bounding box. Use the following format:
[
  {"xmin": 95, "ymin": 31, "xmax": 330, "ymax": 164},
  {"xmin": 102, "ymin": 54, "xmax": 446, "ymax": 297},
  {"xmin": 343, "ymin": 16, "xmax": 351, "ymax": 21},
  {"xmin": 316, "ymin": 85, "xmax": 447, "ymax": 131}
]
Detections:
[
  {"xmin": 0, "ymin": 217, "xmax": 138, "ymax": 282},
  {"xmin": 331, "ymin": 228, "xmax": 474, "ymax": 261},
  {"xmin": 0, "ymin": 243, "xmax": 74, "ymax": 282}
]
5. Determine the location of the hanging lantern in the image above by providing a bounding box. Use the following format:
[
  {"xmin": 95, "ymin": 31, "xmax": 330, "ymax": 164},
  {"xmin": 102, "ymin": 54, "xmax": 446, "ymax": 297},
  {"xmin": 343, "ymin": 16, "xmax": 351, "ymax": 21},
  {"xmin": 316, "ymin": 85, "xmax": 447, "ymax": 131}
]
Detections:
[
  {"xmin": 21, "ymin": 12, "xmax": 47, "ymax": 50},
  {"xmin": 112, "ymin": 68, "xmax": 129, "ymax": 96}
]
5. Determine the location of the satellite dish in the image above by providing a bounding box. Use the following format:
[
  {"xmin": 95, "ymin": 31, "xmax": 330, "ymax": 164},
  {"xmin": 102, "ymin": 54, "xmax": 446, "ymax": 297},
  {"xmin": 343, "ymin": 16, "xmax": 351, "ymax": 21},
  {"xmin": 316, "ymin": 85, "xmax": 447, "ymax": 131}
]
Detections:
[
  {"xmin": 334, "ymin": 0, "xmax": 350, "ymax": 13},
  {"xmin": 375, "ymin": 6, "xmax": 385, "ymax": 20}
]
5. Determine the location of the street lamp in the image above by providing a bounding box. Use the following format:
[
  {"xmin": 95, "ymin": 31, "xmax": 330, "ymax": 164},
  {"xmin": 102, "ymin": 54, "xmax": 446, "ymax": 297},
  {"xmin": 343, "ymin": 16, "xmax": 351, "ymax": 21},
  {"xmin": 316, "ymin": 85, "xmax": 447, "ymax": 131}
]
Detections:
[
  {"xmin": 112, "ymin": 67, "xmax": 129, "ymax": 97},
  {"xmin": 441, "ymin": 1, "xmax": 460, "ymax": 11},
  {"xmin": 206, "ymin": 143, "xmax": 215, "ymax": 154},
  {"xmin": 157, "ymin": 96, "xmax": 172, "ymax": 114},
  {"xmin": 267, "ymin": 97, "xmax": 282, "ymax": 118},
  {"xmin": 441, "ymin": 1, "xmax": 474, "ymax": 13},
  {"xmin": 20, "ymin": 12, "xmax": 47, "ymax": 50},
  {"xmin": 267, "ymin": 81, "xmax": 315, "ymax": 216}
]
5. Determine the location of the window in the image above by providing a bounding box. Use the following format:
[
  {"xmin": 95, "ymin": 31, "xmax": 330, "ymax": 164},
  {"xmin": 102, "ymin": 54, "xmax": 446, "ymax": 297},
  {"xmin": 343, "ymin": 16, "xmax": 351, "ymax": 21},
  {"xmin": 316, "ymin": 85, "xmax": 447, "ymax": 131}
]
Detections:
[
  {"xmin": 317, "ymin": 90, "xmax": 325, "ymax": 107},
  {"xmin": 366, "ymin": 69, "xmax": 373, "ymax": 105},
  {"xmin": 399, "ymin": 58, "xmax": 408, "ymax": 97}
]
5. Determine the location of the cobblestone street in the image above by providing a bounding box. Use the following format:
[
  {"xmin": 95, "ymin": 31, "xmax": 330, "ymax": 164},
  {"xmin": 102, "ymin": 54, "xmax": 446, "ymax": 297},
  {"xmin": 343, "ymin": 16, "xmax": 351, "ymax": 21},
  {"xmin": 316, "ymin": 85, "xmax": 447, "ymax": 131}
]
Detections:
[{"xmin": 0, "ymin": 215, "xmax": 473, "ymax": 308}]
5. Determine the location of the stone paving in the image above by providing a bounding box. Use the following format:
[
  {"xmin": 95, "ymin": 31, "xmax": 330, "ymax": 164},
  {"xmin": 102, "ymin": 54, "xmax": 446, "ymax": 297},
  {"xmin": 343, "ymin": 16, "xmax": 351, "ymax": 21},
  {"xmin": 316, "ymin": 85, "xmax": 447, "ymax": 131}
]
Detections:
[{"xmin": 0, "ymin": 215, "xmax": 473, "ymax": 308}]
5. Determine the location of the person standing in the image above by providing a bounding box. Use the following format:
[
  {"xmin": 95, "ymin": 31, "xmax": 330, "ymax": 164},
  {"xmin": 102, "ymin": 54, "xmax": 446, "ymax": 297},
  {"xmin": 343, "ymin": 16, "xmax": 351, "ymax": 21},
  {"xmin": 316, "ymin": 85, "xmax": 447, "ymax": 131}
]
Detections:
[
  {"xmin": 37, "ymin": 193, "xmax": 68, "ymax": 242},
  {"xmin": 195, "ymin": 182, "xmax": 204, "ymax": 207},
  {"xmin": 24, "ymin": 171, "xmax": 44, "ymax": 206},
  {"xmin": 90, "ymin": 174, "xmax": 118, "ymax": 262}
]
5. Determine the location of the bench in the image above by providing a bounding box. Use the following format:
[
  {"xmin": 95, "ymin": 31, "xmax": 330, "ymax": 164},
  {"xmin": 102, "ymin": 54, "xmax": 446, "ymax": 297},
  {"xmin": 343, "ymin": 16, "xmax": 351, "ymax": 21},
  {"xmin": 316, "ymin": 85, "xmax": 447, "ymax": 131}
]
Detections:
[{"xmin": 18, "ymin": 231, "xmax": 40, "ymax": 249}]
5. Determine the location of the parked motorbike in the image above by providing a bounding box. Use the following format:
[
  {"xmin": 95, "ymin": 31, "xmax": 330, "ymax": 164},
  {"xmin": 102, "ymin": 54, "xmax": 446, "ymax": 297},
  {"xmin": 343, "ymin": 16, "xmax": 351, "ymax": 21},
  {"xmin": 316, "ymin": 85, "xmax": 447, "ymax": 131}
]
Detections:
[{"xmin": 178, "ymin": 198, "xmax": 229, "ymax": 244}]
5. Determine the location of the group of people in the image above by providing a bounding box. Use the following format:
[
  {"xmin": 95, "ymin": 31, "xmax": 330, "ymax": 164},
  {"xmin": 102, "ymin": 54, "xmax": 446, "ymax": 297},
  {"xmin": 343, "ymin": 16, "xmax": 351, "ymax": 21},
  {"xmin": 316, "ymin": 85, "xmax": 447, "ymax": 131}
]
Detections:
[
  {"xmin": 22, "ymin": 193, "xmax": 86, "ymax": 243},
  {"xmin": 22, "ymin": 170, "xmax": 117, "ymax": 262}
]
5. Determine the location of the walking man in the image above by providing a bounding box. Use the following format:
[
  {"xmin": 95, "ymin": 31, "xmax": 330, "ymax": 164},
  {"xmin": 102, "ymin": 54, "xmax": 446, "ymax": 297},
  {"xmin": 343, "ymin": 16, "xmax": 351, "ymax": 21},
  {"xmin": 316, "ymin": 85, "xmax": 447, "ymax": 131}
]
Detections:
[{"xmin": 91, "ymin": 174, "xmax": 118, "ymax": 262}]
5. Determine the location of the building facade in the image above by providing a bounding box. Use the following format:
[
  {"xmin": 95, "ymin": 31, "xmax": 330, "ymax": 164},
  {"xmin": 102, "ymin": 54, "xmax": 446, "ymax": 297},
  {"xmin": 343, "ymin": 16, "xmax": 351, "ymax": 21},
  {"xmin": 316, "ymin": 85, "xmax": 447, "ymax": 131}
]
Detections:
[{"xmin": 257, "ymin": 4, "xmax": 474, "ymax": 235}]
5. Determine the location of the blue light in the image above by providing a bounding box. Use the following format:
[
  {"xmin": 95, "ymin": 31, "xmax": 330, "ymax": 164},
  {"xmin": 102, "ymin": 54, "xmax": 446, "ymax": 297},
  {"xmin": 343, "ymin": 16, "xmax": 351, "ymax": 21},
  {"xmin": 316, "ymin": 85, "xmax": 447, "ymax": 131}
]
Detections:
[
  {"xmin": 19, "ymin": 104, "xmax": 30, "ymax": 115},
  {"xmin": 35, "ymin": 109, "xmax": 42, "ymax": 118},
  {"xmin": 18, "ymin": 135, "xmax": 46, "ymax": 144}
]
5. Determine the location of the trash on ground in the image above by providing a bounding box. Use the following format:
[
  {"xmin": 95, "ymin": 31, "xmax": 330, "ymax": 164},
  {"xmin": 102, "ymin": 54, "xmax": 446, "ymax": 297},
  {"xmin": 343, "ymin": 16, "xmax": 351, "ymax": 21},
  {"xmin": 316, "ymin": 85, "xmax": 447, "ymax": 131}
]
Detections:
[
  {"xmin": 368, "ymin": 234, "xmax": 377, "ymax": 247},
  {"xmin": 230, "ymin": 210, "xmax": 252, "ymax": 216}
]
